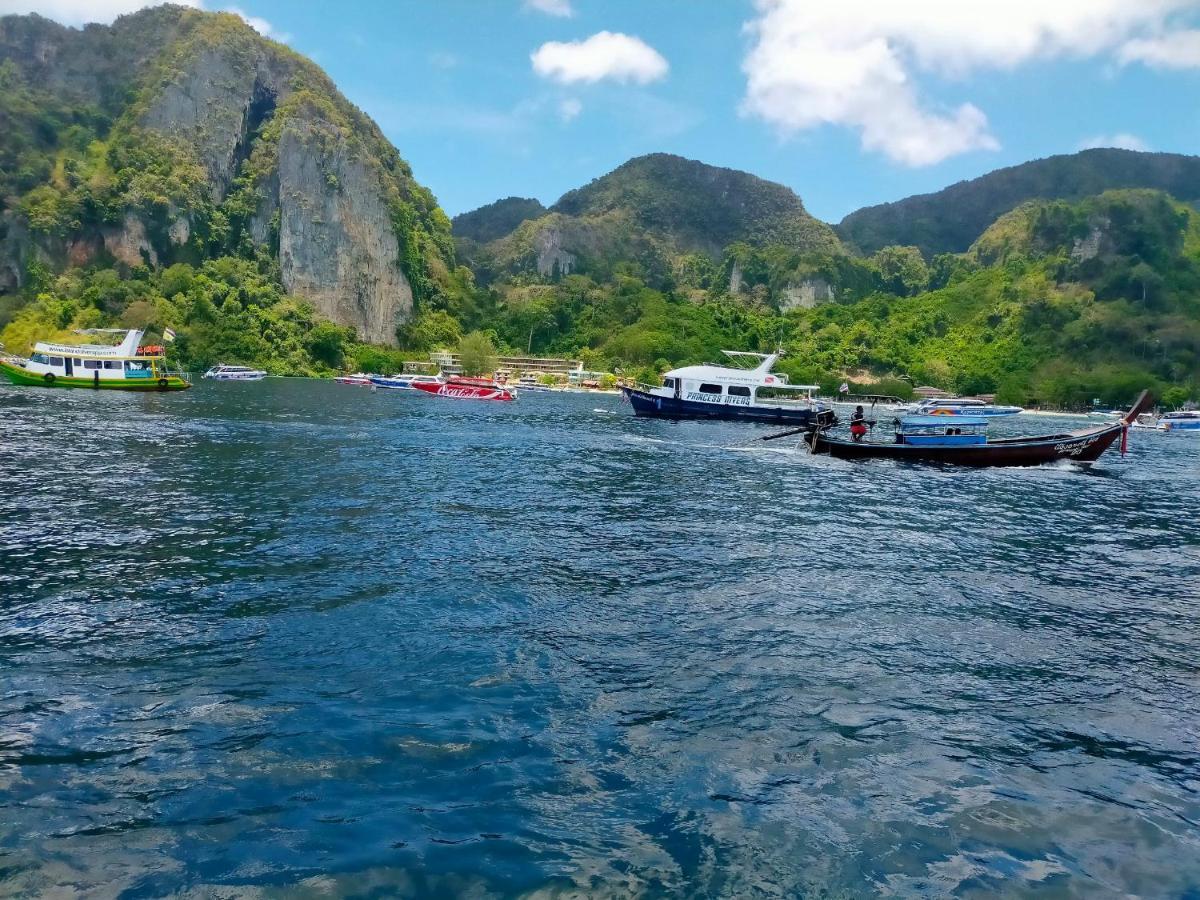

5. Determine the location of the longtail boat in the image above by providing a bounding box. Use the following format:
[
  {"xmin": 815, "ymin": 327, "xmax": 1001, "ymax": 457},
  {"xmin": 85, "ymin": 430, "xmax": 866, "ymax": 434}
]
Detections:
[
  {"xmin": 0, "ymin": 328, "xmax": 190, "ymax": 391},
  {"xmin": 807, "ymin": 391, "xmax": 1152, "ymax": 467}
]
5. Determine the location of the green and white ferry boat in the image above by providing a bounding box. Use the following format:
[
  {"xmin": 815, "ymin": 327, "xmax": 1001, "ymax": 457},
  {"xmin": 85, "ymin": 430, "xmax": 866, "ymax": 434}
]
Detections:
[{"xmin": 0, "ymin": 328, "xmax": 191, "ymax": 391}]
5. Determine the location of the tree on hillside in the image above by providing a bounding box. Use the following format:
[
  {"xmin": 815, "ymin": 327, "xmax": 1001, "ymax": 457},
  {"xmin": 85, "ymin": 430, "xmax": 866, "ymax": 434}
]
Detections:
[
  {"xmin": 872, "ymin": 245, "xmax": 930, "ymax": 296},
  {"xmin": 458, "ymin": 331, "xmax": 497, "ymax": 376}
]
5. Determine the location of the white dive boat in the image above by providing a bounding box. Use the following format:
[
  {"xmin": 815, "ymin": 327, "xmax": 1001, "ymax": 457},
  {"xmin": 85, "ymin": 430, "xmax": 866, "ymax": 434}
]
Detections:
[
  {"xmin": 203, "ymin": 364, "xmax": 266, "ymax": 381},
  {"xmin": 515, "ymin": 374, "xmax": 556, "ymax": 393},
  {"xmin": 898, "ymin": 397, "xmax": 1024, "ymax": 417},
  {"xmin": 368, "ymin": 373, "xmax": 444, "ymax": 390},
  {"xmin": 1155, "ymin": 410, "xmax": 1200, "ymax": 432},
  {"xmin": 619, "ymin": 350, "xmax": 835, "ymax": 426}
]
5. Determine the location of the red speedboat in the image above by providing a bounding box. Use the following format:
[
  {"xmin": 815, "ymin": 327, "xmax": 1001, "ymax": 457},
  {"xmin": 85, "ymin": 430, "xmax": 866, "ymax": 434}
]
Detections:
[{"xmin": 411, "ymin": 375, "xmax": 516, "ymax": 402}]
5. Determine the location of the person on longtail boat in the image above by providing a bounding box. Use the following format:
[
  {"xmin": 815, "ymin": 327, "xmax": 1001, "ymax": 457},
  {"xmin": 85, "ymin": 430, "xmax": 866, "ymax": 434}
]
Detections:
[{"xmin": 849, "ymin": 405, "xmax": 868, "ymax": 442}]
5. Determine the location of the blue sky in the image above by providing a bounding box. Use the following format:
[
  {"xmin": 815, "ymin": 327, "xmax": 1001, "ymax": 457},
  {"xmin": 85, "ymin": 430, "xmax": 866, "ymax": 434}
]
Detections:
[{"xmin": 11, "ymin": 0, "xmax": 1200, "ymax": 222}]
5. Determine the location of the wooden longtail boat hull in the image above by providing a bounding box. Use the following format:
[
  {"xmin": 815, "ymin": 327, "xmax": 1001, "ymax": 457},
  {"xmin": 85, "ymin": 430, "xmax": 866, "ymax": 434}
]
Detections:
[
  {"xmin": 810, "ymin": 424, "xmax": 1124, "ymax": 466},
  {"xmin": 809, "ymin": 391, "xmax": 1152, "ymax": 467}
]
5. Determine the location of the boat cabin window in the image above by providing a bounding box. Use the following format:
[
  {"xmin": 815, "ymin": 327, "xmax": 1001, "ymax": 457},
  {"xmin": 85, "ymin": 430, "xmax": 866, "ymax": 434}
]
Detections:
[
  {"xmin": 698, "ymin": 383, "xmax": 722, "ymax": 395},
  {"xmin": 104, "ymin": 360, "xmax": 123, "ymax": 370},
  {"xmin": 47, "ymin": 356, "xmax": 64, "ymax": 367},
  {"xmin": 82, "ymin": 359, "xmax": 102, "ymax": 370},
  {"xmin": 662, "ymin": 377, "xmax": 676, "ymax": 389},
  {"xmin": 30, "ymin": 352, "xmax": 49, "ymax": 364},
  {"xmin": 728, "ymin": 386, "xmax": 751, "ymax": 397}
]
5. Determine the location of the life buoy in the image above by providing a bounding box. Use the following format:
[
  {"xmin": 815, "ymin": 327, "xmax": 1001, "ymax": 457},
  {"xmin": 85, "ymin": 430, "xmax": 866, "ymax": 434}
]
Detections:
[
  {"xmin": 932, "ymin": 408, "xmax": 954, "ymax": 416},
  {"xmin": 43, "ymin": 372, "xmax": 55, "ymax": 384},
  {"xmin": 157, "ymin": 377, "xmax": 169, "ymax": 389}
]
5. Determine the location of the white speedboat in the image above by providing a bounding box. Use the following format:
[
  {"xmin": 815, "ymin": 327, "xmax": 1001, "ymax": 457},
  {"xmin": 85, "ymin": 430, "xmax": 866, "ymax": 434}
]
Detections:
[
  {"xmin": 898, "ymin": 397, "xmax": 1023, "ymax": 417},
  {"xmin": 1155, "ymin": 410, "xmax": 1200, "ymax": 432},
  {"xmin": 203, "ymin": 364, "xmax": 266, "ymax": 381}
]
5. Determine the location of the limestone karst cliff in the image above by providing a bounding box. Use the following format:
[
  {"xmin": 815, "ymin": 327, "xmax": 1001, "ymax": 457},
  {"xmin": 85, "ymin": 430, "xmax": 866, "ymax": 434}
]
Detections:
[{"xmin": 0, "ymin": 5, "xmax": 454, "ymax": 345}]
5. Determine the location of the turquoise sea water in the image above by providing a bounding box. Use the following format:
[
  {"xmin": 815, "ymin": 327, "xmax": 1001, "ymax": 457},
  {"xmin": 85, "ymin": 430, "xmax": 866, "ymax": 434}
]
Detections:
[{"xmin": 1, "ymin": 380, "xmax": 1198, "ymax": 897}]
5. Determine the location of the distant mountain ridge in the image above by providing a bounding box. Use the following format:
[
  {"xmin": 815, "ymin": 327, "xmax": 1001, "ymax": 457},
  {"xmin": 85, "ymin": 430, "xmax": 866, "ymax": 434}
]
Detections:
[
  {"xmin": 454, "ymin": 153, "xmax": 841, "ymax": 285},
  {"xmin": 837, "ymin": 149, "xmax": 1200, "ymax": 258},
  {"xmin": 452, "ymin": 197, "xmax": 547, "ymax": 245}
]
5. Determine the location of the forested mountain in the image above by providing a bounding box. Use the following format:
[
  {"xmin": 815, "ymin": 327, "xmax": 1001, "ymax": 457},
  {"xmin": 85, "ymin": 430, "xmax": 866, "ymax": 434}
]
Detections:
[
  {"xmin": 0, "ymin": 5, "xmax": 463, "ymax": 366},
  {"xmin": 452, "ymin": 197, "xmax": 546, "ymax": 245},
  {"xmin": 456, "ymin": 154, "xmax": 841, "ymax": 286},
  {"xmin": 838, "ymin": 149, "xmax": 1200, "ymax": 257}
]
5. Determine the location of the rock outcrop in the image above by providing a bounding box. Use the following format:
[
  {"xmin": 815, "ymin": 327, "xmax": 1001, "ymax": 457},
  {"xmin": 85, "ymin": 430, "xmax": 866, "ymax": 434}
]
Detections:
[{"xmin": 0, "ymin": 6, "xmax": 454, "ymax": 346}]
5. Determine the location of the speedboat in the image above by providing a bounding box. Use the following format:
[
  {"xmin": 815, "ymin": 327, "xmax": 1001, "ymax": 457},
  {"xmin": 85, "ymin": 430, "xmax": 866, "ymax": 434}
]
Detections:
[
  {"xmin": 808, "ymin": 391, "xmax": 1152, "ymax": 467},
  {"xmin": 334, "ymin": 372, "xmax": 373, "ymax": 385},
  {"xmin": 619, "ymin": 351, "xmax": 835, "ymax": 427},
  {"xmin": 0, "ymin": 328, "xmax": 190, "ymax": 391},
  {"xmin": 1157, "ymin": 410, "xmax": 1200, "ymax": 432},
  {"xmin": 368, "ymin": 373, "xmax": 444, "ymax": 390},
  {"xmin": 515, "ymin": 374, "xmax": 556, "ymax": 392},
  {"xmin": 203, "ymin": 364, "xmax": 266, "ymax": 381},
  {"xmin": 410, "ymin": 374, "xmax": 515, "ymax": 401},
  {"xmin": 898, "ymin": 397, "xmax": 1023, "ymax": 417}
]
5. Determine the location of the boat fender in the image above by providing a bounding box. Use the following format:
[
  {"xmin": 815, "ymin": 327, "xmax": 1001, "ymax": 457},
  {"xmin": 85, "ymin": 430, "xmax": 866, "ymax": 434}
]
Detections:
[
  {"xmin": 43, "ymin": 372, "xmax": 55, "ymax": 384},
  {"xmin": 158, "ymin": 377, "xmax": 168, "ymax": 389}
]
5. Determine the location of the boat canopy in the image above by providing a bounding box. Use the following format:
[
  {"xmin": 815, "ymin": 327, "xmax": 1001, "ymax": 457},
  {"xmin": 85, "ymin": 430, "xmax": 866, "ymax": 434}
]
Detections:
[{"xmin": 901, "ymin": 415, "xmax": 989, "ymax": 427}]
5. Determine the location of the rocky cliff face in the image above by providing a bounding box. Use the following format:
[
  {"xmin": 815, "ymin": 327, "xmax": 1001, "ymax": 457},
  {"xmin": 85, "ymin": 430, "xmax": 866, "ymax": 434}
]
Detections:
[{"xmin": 0, "ymin": 6, "xmax": 451, "ymax": 346}]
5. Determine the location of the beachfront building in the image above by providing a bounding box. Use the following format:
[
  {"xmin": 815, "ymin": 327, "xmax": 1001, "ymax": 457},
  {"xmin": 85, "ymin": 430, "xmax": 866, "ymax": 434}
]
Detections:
[{"xmin": 419, "ymin": 351, "xmax": 583, "ymax": 378}]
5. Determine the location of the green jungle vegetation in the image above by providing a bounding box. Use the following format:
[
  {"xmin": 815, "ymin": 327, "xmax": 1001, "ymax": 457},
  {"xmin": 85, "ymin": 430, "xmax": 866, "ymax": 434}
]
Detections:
[{"xmin": 1, "ymin": 11, "xmax": 1196, "ymax": 408}]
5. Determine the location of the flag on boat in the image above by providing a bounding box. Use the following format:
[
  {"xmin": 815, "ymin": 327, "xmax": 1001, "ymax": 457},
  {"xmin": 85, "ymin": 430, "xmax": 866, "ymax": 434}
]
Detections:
[
  {"xmin": 839, "ymin": 381, "xmax": 849, "ymax": 394},
  {"xmin": 163, "ymin": 327, "xmax": 176, "ymax": 343}
]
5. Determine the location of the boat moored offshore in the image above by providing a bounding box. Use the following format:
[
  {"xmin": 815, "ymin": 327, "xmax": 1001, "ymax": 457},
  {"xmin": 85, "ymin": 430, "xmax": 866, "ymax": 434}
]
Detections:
[
  {"xmin": 1157, "ymin": 410, "xmax": 1200, "ymax": 432},
  {"xmin": 368, "ymin": 373, "xmax": 444, "ymax": 390},
  {"xmin": 410, "ymin": 374, "xmax": 515, "ymax": 401},
  {"xmin": 620, "ymin": 351, "xmax": 835, "ymax": 427},
  {"xmin": 203, "ymin": 364, "xmax": 267, "ymax": 381},
  {"xmin": 898, "ymin": 397, "xmax": 1024, "ymax": 417},
  {"xmin": 0, "ymin": 328, "xmax": 190, "ymax": 391}
]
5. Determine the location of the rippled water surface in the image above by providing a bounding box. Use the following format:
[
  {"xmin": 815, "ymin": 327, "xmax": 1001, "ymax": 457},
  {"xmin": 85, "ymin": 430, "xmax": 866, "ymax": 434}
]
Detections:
[{"xmin": 2, "ymin": 380, "xmax": 1199, "ymax": 897}]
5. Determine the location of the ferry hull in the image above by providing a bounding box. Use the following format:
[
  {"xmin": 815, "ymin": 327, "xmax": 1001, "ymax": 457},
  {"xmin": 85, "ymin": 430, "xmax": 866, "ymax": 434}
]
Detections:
[
  {"xmin": 621, "ymin": 385, "xmax": 834, "ymax": 427},
  {"xmin": 0, "ymin": 359, "xmax": 191, "ymax": 391}
]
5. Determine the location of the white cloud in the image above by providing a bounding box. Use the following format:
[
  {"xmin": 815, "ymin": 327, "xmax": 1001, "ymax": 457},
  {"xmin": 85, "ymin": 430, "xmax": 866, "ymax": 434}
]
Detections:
[
  {"xmin": 558, "ymin": 97, "xmax": 582, "ymax": 122},
  {"xmin": 1119, "ymin": 30, "xmax": 1200, "ymax": 68},
  {"xmin": 0, "ymin": 1, "xmax": 287, "ymax": 42},
  {"xmin": 741, "ymin": 0, "xmax": 1200, "ymax": 167},
  {"xmin": 523, "ymin": 0, "xmax": 573, "ymax": 17},
  {"xmin": 531, "ymin": 31, "xmax": 668, "ymax": 85},
  {"xmin": 1078, "ymin": 132, "xmax": 1151, "ymax": 152},
  {"xmin": 222, "ymin": 6, "xmax": 287, "ymax": 42}
]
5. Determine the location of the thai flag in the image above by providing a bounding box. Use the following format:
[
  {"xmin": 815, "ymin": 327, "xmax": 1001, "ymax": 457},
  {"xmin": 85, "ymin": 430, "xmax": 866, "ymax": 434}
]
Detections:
[
  {"xmin": 839, "ymin": 381, "xmax": 849, "ymax": 394},
  {"xmin": 163, "ymin": 327, "xmax": 177, "ymax": 343}
]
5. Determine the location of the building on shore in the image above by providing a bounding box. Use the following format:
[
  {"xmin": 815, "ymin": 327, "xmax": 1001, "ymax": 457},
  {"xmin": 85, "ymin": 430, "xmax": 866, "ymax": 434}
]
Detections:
[
  {"xmin": 404, "ymin": 351, "xmax": 584, "ymax": 378},
  {"xmin": 913, "ymin": 385, "xmax": 951, "ymax": 399}
]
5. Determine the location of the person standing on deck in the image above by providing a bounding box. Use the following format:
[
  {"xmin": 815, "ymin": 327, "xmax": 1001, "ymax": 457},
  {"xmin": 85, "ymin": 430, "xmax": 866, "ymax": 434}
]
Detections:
[{"xmin": 849, "ymin": 405, "xmax": 868, "ymax": 442}]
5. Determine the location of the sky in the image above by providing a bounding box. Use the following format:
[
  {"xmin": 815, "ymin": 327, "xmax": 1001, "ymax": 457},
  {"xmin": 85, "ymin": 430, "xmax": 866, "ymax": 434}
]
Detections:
[{"xmin": 5, "ymin": 0, "xmax": 1200, "ymax": 223}]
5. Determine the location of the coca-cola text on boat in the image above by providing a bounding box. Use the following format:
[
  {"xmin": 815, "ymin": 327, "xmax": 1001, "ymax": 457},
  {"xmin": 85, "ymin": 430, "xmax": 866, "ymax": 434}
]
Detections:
[{"xmin": 410, "ymin": 375, "xmax": 516, "ymax": 401}]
